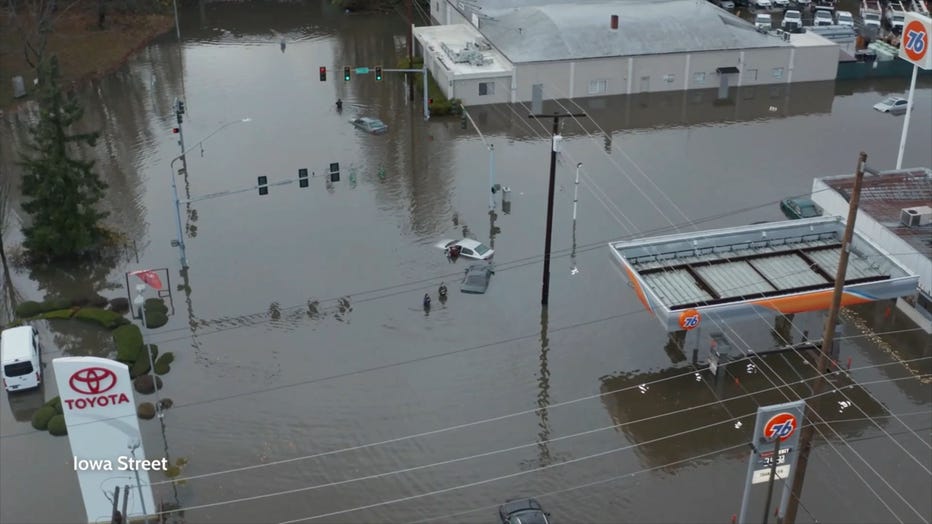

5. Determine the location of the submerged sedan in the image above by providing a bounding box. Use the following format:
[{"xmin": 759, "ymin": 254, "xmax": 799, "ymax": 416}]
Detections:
[
  {"xmin": 349, "ymin": 116, "xmax": 388, "ymax": 134},
  {"xmin": 461, "ymin": 264, "xmax": 495, "ymax": 294},
  {"xmin": 780, "ymin": 197, "xmax": 823, "ymax": 219},
  {"xmin": 872, "ymin": 97, "xmax": 909, "ymax": 115},
  {"xmin": 434, "ymin": 238, "xmax": 495, "ymax": 260}
]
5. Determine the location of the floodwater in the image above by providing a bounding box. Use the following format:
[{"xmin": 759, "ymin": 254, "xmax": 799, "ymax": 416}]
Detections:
[{"xmin": 1, "ymin": 2, "xmax": 931, "ymax": 523}]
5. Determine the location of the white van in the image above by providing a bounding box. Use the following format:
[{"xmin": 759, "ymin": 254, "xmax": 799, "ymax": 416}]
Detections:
[{"xmin": 1, "ymin": 326, "xmax": 42, "ymax": 392}]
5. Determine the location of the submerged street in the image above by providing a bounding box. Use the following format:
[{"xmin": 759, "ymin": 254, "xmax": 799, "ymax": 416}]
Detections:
[{"xmin": 1, "ymin": 2, "xmax": 930, "ymax": 523}]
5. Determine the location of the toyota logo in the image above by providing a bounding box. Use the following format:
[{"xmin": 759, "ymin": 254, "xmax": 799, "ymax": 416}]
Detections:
[{"xmin": 69, "ymin": 367, "xmax": 118, "ymax": 395}]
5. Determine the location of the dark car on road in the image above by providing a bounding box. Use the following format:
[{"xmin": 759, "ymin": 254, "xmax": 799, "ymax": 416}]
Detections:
[
  {"xmin": 499, "ymin": 498, "xmax": 551, "ymax": 524},
  {"xmin": 780, "ymin": 197, "xmax": 823, "ymax": 220},
  {"xmin": 461, "ymin": 264, "xmax": 494, "ymax": 294}
]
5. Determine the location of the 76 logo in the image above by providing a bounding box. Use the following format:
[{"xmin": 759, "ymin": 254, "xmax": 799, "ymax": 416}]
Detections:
[
  {"xmin": 682, "ymin": 315, "xmax": 699, "ymax": 328},
  {"xmin": 905, "ymin": 29, "xmax": 927, "ymax": 55}
]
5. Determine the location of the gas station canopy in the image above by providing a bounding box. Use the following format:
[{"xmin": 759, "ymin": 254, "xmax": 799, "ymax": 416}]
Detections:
[{"xmin": 609, "ymin": 217, "xmax": 918, "ymax": 331}]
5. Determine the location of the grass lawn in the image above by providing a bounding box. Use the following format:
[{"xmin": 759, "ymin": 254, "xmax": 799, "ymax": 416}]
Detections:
[{"xmin": 0, "ymin": 3, "xmax": 173, "ymax": 111}]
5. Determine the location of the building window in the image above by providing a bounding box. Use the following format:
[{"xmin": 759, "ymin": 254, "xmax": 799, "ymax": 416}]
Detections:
[
  {"xmin": 479, "ymin": 82, "xmax": 495, "ymax": 96},
  {"xmin": 694, "ymin": 72, "xmax": 706, "ymax": 85},
  {"xmin": 588, "ymin": 79, "xmax": 607, "ymax": 95},
  {"xmin": 772, "ymin": 67, "xmax": 784, "ymax": 79},
  {"xmin": 663, "ymin": 73, "xmax": 675, "ymax": 83},
  {"xmin": 746, "ymin": 68, "xmax": 758, "ymax": 81}
]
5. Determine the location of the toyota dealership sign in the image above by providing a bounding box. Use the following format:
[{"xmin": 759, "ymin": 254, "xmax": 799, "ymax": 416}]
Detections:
[{"xmin": 53, "ymin": 357, "xmax": 156, "ymax": 523}]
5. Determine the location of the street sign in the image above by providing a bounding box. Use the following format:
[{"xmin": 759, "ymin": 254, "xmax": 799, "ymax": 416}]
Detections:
[
  {"xmin": 355, "ymin": 67, "xmax": 370, "ymax": 74},
  {"xmin": 738, "ymin": 400, "xmax": 806, "ymax": 524},
  {"xmin": 899, "ymin": 13, "xmax": 931, "ymax": 69}
]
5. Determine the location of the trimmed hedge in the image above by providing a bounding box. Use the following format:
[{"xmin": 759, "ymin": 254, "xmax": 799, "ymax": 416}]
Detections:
[
  {"xmin": 15, "ymin": 301, "xmax": 45, "ymax": 318},
  {"xmin": 47, "ymin": 415, "xmax": 67, "ymax": 436},
  {"xmin": 145, "ymin": 311, "xmax": 168, "ymax": 329},
  {"xmin": 154, "ymin": 352, "xmax": 174, "ymax": 375},
  {"xmin": 144, "ymin": 298, "xmax": 169, "ymax": 314},
  {"xmin": 44, "ymin": 396, "xmax": 63, "ymax": 415},
  {"xmin": 134, "ymin": 374, "xmax": 163, "ymax": 394},
  {"xmin": 130, "ymin": 345, "xmax": 159, "ymax": 378},
  {"xmin": 40, "ymin": 309, "xmax": 76, "ymax": 320},
  {"xmin": 74, "ymin": 308, "xmax": 127, "ymax": 329},
  {"xmin": 114, "ymin": 324, "xmax": 144, "ymax": 363},
  {"xmin": 31, "ymin": 406, "xmax": 57, "ymax": 430},
  {"xmin": 109, "ymin": 297, "xmax": 130, "ymax": 314},
  {"xmin": 137, "ymin": 402, "xmax": 156, "ymax": 420}
]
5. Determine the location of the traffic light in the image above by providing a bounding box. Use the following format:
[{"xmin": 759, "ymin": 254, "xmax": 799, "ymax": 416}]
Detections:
[
  {"xmin": 177, "ymin": 100, "xmax": 185, "ymax": 115},
  {"xmin": 329, "ymin": 162, "xmax": 340, "ymax": 182},
  {"xmin": 298, "ymin": 168, "xmax": 309, "ymax": 188},
  {"xmin": 343, "ymin": 66, "xmax": 351, "ymax": 81},
  {"xmin": 319, "ymin": 67, "xmax": 327, "ymax": 82},
  {"xmin": 258, "ymin": 176, "xmax": 268, "ymax": 196},
  {"xmin": 375, "ymin": 65, "xmax": 383, "ymax": 81}
]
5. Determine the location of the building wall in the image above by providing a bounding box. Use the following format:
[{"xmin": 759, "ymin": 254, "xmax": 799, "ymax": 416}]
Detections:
[
  {"xmin": 790, "ymin": 44, "xmax": 842, "ymax": 82},
  {"xmin": 513, "ymin": 62, "xmax": 572, "ymax": 102},
  {"xmin": 688, "ymin": 50, "xmax": 742, "ymax": 89},
  {"xmin": 453, "ymin": 76, "xmax": 513, "ymax": 105},
  {"xmin": 432, "ymin": 0, "xmax": 470, "ymax": 26},
  {"xmin": 811, "ymin": 178, "xmax": 932, "ymax": 299},
  {"xmin": 630, "ymin": 53, "xmax": 690, "ymax": 93},
  {"xmin": 737, "ymin": 47, "xmax": 792, "ymax": 86}
]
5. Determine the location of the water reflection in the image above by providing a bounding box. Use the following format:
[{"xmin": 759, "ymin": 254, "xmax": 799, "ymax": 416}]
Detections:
[
  {"xmin": 599, "ymin": 357, "xmax": 887, "ymax": 471},
  {"xmin": 467, "ymin": 81, "xmax": 838, "ymax": 140}
]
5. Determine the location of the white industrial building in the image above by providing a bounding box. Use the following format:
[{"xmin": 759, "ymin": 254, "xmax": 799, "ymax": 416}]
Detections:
[
  {"xmin": 416, "ymin": 0, "xmax": 840, "ymax": 106},
  {"xmin": 811, "ymin": 168, "xmax": 932, "ymax": 333}
]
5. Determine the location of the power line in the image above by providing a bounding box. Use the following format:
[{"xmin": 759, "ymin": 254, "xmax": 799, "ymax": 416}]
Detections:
[
  {"xmin": 510, "ymin": 94, "xmax": 930, "ymax": 520},
  {"xmin": 261, "ymin": 376, "xmax": 926, "ymax": 524},
  {"xmin": 145, "ymin": 355, "xmax": 930, "ymax": 488},
  {"xmin": 411, "ymin": 415, "xmax": 932, "ymax": 524}
]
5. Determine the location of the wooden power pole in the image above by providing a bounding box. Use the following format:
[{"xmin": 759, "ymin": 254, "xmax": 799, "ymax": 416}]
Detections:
[
  {"xmin": 781, "ymin": 151, "xmax": 868, "ymax": 524},
  {"xmin": 528, "ymin": 112, "xmax": 586, "ymax": 306}
]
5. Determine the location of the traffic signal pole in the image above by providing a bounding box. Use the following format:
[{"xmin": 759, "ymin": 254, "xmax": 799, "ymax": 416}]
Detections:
[{"xmin": 322, "ymin": 65, "xmax": 431, "ymax": 120}]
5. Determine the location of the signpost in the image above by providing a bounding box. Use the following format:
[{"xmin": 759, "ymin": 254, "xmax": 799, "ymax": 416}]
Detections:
[
  {"xmin": 738, "ymin": 401, "xmax": 806, "ymax": 524},
  {"xmin": 53, "ymin": 357, "xmax": 156, "ymax": 523},
  {"xmin": 896, "ymin": 13, "xmax": 931, "ymax": 169}
]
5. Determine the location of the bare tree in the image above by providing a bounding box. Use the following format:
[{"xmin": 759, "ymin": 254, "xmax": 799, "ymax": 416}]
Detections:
[{"xmin": 5, "ymin": 0, "xmax": 83, "ymax": 72}]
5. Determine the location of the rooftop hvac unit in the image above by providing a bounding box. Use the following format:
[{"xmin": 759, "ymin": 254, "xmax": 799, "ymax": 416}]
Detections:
[{"xmin": 900, "ymin": 206, "xmax": 932, "ymax": 227}]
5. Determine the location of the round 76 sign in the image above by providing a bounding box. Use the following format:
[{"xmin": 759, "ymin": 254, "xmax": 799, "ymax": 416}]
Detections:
[{"xmin": 899, "ymin": 13, "xmax": 932, "ymax": 70}]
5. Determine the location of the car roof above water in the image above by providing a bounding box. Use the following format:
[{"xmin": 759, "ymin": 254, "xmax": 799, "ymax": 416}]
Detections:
[{"xmin": 1, "ymin": 326, "xmax": 35, "ymax": 362}]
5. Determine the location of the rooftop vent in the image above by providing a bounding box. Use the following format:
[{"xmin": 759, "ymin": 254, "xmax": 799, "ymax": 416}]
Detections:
[
  {"xmin": 900, "ymin": 206, "xmax": 932, "ymax": 227},
  {"xmin": 611, "ymin": 14, "xmax": 619, "ymax": 29}
]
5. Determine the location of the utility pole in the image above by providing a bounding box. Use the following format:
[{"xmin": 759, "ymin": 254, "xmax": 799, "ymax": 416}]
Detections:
[
  {"xmin": 407, "ymin": 0, "xmax": 415, "ymax": 101},
  {"xmin": 781, "ymin": 151, "xmax": 868, "ymax": 524},
  {"xmin": 529, "ymin": 112, "xmax": 586, "ymax": 306}
]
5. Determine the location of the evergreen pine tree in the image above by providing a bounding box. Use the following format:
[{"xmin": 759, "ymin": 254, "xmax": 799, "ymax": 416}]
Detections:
[{"xmin": 18, "ymin": 55, "xmax": 109, "ymax": 261}]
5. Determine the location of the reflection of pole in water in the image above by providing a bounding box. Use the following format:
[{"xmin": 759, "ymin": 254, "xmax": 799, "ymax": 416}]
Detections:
[
  {"xmin": 536, "ymin": 306, "xmax": 552, "ymax": 467},
  {"xmin": 488, "ymin": 210, "xmax": 499, "ymax": 250},
  {"xmin": 180, "ymin": 267, "xmax": 203, "ymax": 365}
]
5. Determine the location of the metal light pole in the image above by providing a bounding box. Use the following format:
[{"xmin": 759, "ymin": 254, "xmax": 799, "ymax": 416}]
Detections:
[
  {"xmin": 489, "ymin": 144, "xmax": 496, "ymax": 210},
  {"xmin": 133, "ymin": 284, "xmax": 162, "ymax": 418},
  {"xmin": 127, "ymin": 439, "xmax": 149, "ymax": 524},
  {"xmin": 171, "ymin": 0, "xmax": 181, "ymax": 40},
  {"xmin": 168, "ymin": 118, "xmax": 251, "ymax": 268},
  {"xmin": 895, "ymin": 63, "xmax": 919, "ymax": 169},
  {"xmin": 572, "ymin": 162, "xmax": 581, "ymax": 224}
]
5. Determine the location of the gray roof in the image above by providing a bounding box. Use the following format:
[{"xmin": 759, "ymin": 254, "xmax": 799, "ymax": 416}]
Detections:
[{"xmin": 476, "ymin": 0, "xmax": 791, "ymax": 62}]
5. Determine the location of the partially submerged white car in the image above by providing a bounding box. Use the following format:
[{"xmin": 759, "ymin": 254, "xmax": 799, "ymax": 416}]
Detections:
[
  {"xmin": 754, "ymin": 13, "xmax": 773, "ymax": 29},
  {"xmin": 435, "ymin": 238, "xmax": 495, "ymax": 260}
]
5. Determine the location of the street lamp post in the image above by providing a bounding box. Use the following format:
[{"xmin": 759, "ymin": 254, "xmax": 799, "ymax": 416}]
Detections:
[
  {"xmin": 132, "ymin": 284, "xmax": 162, "ymax": 419},
  {"xmin": 168, "ymin": 118, "xmax": 251, "ymax": 268},
  {"xmin": 127, "ymin": 439, "xmax": 150, "ymax": 524}
]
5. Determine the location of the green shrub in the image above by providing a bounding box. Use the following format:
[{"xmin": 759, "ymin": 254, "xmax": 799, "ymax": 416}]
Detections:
[
  {"xmin": 130, "ymin": 344, "xmax": 158, "ymax": 378},
  {"xmin": 134, "ymin": 375, "xmax": 162, "ymax": 394},
  {"xmin": 144, "ymin": 298, "xmax": 169, "ymax": 314},
  {"xmin": 137, "ymin": 402, "xmax": 156, "ymax": 420},
  {"xmin": 113, "ymin": 324, "xmax": 143, "ymax": 363},
  {"xmin": 154, "ymin": 352, "xmax": 174, "ymax": 375},
  {"xmin": 74, "ymin": 307, "xmax": 127, "ymax": 329},
  {"xmin": 42, "ymin": 298, "xmax": 73, "ymax": 311},
  {"xmin": 44, "ymin": 396, "xmax": 62, "ymax": 414},
  {"xmin": 31, "ymin": 406, "xmax": 57, "ymax": 430},
  {"xmin": 3, "ymin": 320, "xmax": 24, "ymax": 329},
  {"xmin": 15, "ymin": 301, "xmax": 44, "ymax": 318},
  {"xmin": 40, "ymin": 309, "xmax": 76, "ymax": 320},
  {"xmin": 47, "ymin": 414, "xmax": 67, "ymax": 436},
  {"xmin": 145, "ymin": 311, "xmax": 168, "ymax": 329}
]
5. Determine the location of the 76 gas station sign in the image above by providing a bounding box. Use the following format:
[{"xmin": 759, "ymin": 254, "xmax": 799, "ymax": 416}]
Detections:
[{"xmin": 899, "ymin": 13, "xmax": 932, "ymax": 70}]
